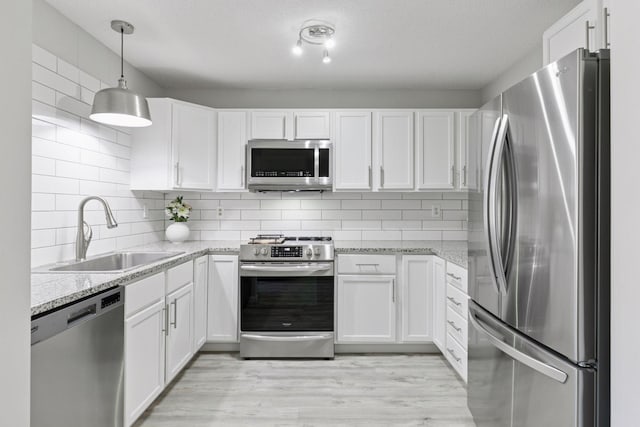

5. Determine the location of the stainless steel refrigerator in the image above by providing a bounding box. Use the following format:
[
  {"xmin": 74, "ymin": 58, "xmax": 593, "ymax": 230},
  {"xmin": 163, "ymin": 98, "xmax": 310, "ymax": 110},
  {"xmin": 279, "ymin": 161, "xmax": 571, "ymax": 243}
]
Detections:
[{"xmin": 467, "ymin": 48, "xmax": 610, "ymax": 427}]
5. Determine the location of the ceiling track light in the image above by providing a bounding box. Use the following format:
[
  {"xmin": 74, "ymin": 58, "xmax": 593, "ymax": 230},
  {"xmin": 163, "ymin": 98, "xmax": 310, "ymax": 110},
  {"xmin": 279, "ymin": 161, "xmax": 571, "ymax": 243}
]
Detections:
[
  {"xmin": 90, "ymin": 20, "xmax": 152, "ymax": 128},
  {"xmin": 292, "ymin": 19, "xmax": 336, "ymax": 63}
]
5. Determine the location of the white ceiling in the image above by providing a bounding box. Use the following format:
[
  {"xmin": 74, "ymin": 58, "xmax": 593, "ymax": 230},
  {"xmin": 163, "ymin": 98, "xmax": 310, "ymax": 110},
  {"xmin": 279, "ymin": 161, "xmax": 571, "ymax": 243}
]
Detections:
[{"xmin": 45, "ymin": 0, "xmax": 580, "ymax": 90}]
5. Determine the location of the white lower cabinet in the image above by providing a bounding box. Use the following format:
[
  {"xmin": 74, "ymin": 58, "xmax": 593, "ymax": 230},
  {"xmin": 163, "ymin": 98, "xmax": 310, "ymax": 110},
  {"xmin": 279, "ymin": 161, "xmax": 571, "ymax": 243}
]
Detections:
[
  {"xmin": 207, "ymin": 255, "xmax": 239, "ymax": 342},
  {"xmin": 124, "ymin": 260, "xmax": 198, "ymax": 426},
  {"xmin": 400, "ymin": 256, "xmax": 433, "ymax": 342},
  {"xmin": 432, "ymin": 257, "xmax": 446, "ymax": 352},
  {"xmin": 442, "ymin": 260, "xmax": 469, "ymax": 382},
  {"xmin": 193, "ymin": 256, "xmax": 208, "ymax": 351},
  {"xmin": 165, "ymin": 283, "xmax": 194, "ymax": 383},
  {"xmin": 337, "ymin": 275, "xmax": 396, "ymax": 343},
  {"xmin": 124, "ymin": 298, "xmax": 165, "ymax": 427},
  {"xmin": 124, "ymin": 273, "xmax": 166, "ymax": 427}
]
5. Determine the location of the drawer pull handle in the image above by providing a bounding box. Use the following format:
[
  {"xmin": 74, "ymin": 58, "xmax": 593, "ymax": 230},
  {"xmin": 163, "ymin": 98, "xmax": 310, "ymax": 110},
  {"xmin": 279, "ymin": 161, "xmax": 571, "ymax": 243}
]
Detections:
[
  {"xmin": 447, "ymin": 272, "xmax": 462, "ymax": 281},
  {"xmin": 447, "ymin": 320, "xmax": 462, "ymax": 332},
  {"xmin": 447, "ymin": 348, "xmax": 461, "ymax": 362},
  {"xmin": 356, "ymin": 263, "xmax": 380, "ymax": 267},
  {"xmin": 447, "ymin": 296, "xmax": 461, "ymax": 306}
]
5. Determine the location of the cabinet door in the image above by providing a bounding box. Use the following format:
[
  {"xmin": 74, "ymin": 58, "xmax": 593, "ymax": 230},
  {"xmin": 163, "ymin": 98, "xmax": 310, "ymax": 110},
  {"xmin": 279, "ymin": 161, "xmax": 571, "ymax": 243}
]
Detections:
[
  {"xmin": 207, "ymin": 255, "xmax": 239, "ymax": 342},
  {"xmin": 400, "ymin": 256, "xmax": 433, "ymax": 343},
  {"xmin": 337, "ymin": 275, "xmax": 396, "ymax": 343},
  {"xmin": 193, "ymin": 256, "xmax": 208, "ymax": 352},
  {"xmin": 374, "ymin": 111, "xmax": 414, "ymax": 190},
  {"xmin": 217, "ymin": 111, "xmax": 247, "ymax": 191},
  {"xmin": 125, "ymin": 299, "xmax": 165, "ymax": 426},
  {"xmin": 432, "ymin": 257, "xmax": 446, "ymax": 353},
  {"xmin": 165, "ymin": 283, "xmax": 194, "ymax": 384},
  {"xmin": 334, "ymin": 111, "xmax": 372, "ymax": 190},
  {"xmin": 416, "ymin": 111, "xmax": 455, "ymax": 190},
  {"xmin": 171, "ymin": 102, "xmax": 216, "ymax": 190},
  {"xmin": 250, "ymin": 111, "xmax": 291, "ymax": 140},
  {"xmin": 294, "ymin": 111, "xmax": 330, "ymax": 139},
  {"xmin": 542, "ymin": 0, "xmax": 599, "ymax": 65},
  {"xmin": 457, "ymin": 110, "xmax": 476, "ymax": 190}
]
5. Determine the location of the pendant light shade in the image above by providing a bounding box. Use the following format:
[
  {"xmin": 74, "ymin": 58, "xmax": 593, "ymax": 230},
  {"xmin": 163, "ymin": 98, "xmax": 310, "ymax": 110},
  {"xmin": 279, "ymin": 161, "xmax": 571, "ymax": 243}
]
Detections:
[{"xmin": 90, "ymin": 20, "xmax": 152, "ymax": 128}]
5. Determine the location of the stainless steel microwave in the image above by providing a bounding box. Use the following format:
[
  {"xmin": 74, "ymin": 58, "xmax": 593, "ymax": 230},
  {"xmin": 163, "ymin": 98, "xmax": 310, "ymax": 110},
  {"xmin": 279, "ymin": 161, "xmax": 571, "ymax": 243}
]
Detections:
[{"xmin": 246, "ymin": 140, "xmax": 333, "ymax": 192}]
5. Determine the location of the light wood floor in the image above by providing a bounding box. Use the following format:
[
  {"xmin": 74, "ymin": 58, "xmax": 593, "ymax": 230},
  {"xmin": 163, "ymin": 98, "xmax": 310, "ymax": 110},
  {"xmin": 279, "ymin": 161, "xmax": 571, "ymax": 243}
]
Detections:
[{"xmin": 134, "ymin": 352, "xmax": 476, "ymax": 427}]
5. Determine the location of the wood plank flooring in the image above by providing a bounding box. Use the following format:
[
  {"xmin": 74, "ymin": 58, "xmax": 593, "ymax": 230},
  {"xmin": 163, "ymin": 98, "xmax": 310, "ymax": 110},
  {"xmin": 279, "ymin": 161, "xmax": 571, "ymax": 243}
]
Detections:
[{"xmin": 134, "ymin": 352, "xmax": 476, "ymax": 427}]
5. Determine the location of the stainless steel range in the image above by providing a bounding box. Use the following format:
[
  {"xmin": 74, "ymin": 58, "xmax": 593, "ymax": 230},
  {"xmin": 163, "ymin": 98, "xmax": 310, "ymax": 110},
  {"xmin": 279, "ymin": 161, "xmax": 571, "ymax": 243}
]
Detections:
[{"xmin": 239, "ymin": 235, "xmax": 334, "ymax": 359}]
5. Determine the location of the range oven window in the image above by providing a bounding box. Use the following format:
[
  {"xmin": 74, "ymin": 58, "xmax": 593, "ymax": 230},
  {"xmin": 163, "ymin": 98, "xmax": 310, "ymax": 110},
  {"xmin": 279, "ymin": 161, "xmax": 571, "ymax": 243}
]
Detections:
[
  {"xmin": 241, "ymin": 276, "xmax": 334, "ymax": 332},
  {"xmin": 251, "ymin": 148, "xmax": 314, "ymax": 177}
]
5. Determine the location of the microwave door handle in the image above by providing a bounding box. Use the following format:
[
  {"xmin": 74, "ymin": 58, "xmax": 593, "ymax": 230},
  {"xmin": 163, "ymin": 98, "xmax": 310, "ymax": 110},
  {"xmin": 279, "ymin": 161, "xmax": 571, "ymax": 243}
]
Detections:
[
  {"xmin": 468, "ymin": 305, "xmax": 568, "ymax": 384},
  {"xmin": 314, "ymin": 147, "xmax": 320, "ymax": 182}
]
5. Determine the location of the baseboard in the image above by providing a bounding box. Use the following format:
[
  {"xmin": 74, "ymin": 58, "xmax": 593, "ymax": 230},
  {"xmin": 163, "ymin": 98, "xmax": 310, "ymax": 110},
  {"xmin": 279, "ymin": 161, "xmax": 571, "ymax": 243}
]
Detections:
[{"xmin": 200, "ymin": 342, "xmax": 439, "ymax": 354}]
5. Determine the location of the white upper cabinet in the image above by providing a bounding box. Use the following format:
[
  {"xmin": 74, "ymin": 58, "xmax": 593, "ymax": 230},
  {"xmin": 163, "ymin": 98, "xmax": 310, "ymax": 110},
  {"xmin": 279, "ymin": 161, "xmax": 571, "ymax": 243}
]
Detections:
[
  {"xmin": 334, "ymin": 111, "xmax": 373, "ymax": 191},
  {"xmin": 250, "ymin": 111, "xmax": 292, "ymax": 140},
  {"xmin": 131, "ymin": 98, "xmax": 216, "ymax": 191},
  {"xmin": 542, "ymin": 0, "xmax": 609, "ymax": 66},
  {"xmin": 374, "ymin": 111, "xmax": 414, "ymax": 190},
  {"xmin": 294, "ymin": 111, "xmax": 331, "ymax": 139},
  {"xmin": 457, "ymin": 110, "xmax": 476, "ymax": 191},
  {"xmin": 416, "ymin": 110, "xmax": 456, "ymax": 190},
  {"xmin": 217, "ymin": 111, "xmax": 248, "ymax": 191}
]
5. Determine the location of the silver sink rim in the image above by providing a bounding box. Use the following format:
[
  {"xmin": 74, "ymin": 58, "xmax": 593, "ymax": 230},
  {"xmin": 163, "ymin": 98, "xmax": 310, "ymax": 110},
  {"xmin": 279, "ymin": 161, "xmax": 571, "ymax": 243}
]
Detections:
[{"xmin": 33, "ymin": 251, "xmax": 186, "ymax": 274}]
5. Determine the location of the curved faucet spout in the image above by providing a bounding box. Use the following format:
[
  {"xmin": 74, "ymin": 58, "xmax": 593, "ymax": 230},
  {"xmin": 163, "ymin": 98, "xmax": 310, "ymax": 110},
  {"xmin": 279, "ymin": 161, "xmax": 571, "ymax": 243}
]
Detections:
[{"xmin": 76, "ymin": 196, "xmax": 118, "ymax": 261}]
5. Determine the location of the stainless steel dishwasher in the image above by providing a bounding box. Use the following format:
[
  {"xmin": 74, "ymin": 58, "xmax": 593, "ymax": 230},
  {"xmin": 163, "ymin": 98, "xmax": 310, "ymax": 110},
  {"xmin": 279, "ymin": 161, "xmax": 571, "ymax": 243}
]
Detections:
[{"xmin": 31, "ymin": 286, "xmax": 124, "ymax": 427}]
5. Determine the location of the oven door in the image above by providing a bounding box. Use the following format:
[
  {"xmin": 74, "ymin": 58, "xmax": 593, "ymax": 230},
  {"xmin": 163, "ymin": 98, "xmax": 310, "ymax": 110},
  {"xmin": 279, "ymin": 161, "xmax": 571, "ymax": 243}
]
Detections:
[{"xmin": 240, "ymin": 262, "xmax": 334, "ymax": 332}]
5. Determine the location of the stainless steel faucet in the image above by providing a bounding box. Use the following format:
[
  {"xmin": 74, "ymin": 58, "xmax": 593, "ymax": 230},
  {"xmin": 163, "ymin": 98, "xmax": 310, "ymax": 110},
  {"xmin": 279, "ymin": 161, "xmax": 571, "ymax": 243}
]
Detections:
[{"xmin": 76, "ymin": 196, "xmax": 118, "ymax": 261}]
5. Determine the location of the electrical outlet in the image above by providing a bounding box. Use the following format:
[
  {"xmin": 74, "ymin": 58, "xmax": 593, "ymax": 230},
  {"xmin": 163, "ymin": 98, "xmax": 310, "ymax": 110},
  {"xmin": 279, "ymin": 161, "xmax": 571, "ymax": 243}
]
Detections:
[
  {"xmin": 431, "ymin": 205, "xmax": 441, "ymax": 217},
  {"xmin": 217, "ymin": 207, "xmax": 224, "ymax": 217},
  {"xmin": 142, "ymin": 204, "xmax": 148, "ymax": 219}
]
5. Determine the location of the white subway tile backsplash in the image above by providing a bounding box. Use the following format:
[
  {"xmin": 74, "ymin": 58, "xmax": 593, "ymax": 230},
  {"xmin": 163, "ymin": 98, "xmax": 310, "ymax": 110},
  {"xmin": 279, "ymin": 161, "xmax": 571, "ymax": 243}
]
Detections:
[
  {"xmin": 32, "ymin": 174, "xmax": 79, "ymax": 194},
  {"xmin": 362, "ymin": 230, "xmax": 403, "ymax": 240},
  {"xmin": 221, "ymin": 199, "xmax": 260, "ymax": 209},
  {"xmin": 32, "ymin": 81, "xmax": 56, "ymax": 105},
  {"xmin": 79, "ymin": 70, "xmax": 100, "ymax": 92},
  {"xmin": 261, "ymin": 199, "xmax": 300, "ymax": 210},
  {"xmin": 32, "ymin": 118, "xmax": 56, "ymax": 140},
  {"xmin": 300, "ymin": 220, "xmax": 342, "ymax": 230},
  {"xmin": 241, "ymin": 210, "xmax": 281, "ymax": 220},
  {"xmin": 32, "ymin": 156, "xmax": 55, "ymax": 175},
  {"xmin": 33, "ymin": 137, "xmax": 81, "ymax": 162},
  {"xmin": 301, "ymin": 199, "xmax": 341, "ymax": 210},
  {"xmin": 422, "ymin": 200, "xmax": 462, "ymax": 210},
  {"xmin": 341, "ymin": 199, "xmax": 381, "ymax": 210},
  {"xmin": 32, "ymin": 63, "xmax": 81, "ymax": 99},
  {"xmin": 282, "ymin": 210, "xmax": 322, "ymax": 220},
  {"xmin": 382, "ymin": 220, "xmax": 422, "ymax": 230},
  {"xmin": 55, "ymin": 160, "xmax": 100, "ymax": 180},
  {"xmin": 32, "ymin": 44, "xmax": 57, "ymax": 71},
  {"xmin": 402, "ymin": 230, "xmax": 442, "ymax": 240},
  {"xmin": 422, "ymin": 220, "xmax": 464, "ymax": 230},
  {"xmin": 342, "ymin": 220, "xmax": 381, "ymax": 230},
  {"xmin": 443, "ymin": 210, "xmax": 468, "ymax": 221},
  {"xmin": 57, "ymin": 59, "xmax": 80, "ymax": 83},
  {"xmin": 261, "ymin": 220, "xmax": 301, "ymax": 230},
  {"xmin": 442, "ymin": 230, "xmax": 468, "ymax": 241},
  {"xmin": 55, "ymin": 92, "xmax": 91, "ymax": 118},
  {"xmin": 322, "ymin": 210, "xmax": 362, "ymax": 220},
  {"xmin": 362, "ymin": 210, "xmax": 402, "ymax": 220},
  {"xmin": 382, "ymin": 200, "xmax": 421, "ymax": 210},
  {"xmin": 32, "ymin": 193, "xmax": 55, "ymax": 211}
]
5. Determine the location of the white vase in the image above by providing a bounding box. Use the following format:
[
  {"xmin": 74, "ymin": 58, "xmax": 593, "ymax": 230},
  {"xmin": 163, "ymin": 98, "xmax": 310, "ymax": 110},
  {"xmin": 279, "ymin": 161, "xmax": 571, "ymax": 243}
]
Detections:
[{"xmin": 166, "ymin": 222, "xmax": 190, "ymax": 243}]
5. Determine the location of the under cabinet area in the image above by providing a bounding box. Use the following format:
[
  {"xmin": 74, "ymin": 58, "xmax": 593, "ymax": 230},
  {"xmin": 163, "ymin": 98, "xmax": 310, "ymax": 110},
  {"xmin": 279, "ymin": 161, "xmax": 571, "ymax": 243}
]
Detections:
[{"xmin": 130, "ymin": 98, "xmax": 216, "ymax": 191}]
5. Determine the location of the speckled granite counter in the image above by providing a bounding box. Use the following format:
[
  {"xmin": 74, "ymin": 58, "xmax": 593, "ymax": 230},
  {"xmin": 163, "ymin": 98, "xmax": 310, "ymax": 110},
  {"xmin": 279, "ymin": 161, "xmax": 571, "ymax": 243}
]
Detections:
[
  {"xmin": 31, "ymin": 241, "xmax": 240, "ymax": 317},
  {"xmin": 334, "ymin": 241, "xmax": 467, "ymax": 268},
  {"xmin": 32, "ymin": 240, "xmax": 467, "ymax": 317}
]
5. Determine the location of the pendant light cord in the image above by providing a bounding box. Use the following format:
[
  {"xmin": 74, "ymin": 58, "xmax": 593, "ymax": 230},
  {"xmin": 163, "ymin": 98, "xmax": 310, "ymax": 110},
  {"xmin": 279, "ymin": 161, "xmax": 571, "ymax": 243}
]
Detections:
[{"xmin": 120, "ymin": 27, "xmax": 124, "ymax": 78}]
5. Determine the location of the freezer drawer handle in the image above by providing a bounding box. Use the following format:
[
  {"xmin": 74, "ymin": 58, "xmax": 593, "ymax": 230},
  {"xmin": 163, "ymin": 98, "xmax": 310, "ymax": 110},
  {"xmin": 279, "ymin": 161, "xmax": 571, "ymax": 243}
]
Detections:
[
  {"xmin": 447, "ymin": 348, "xmax": 461, "ymax": 362},
  {"xmin": 447, "ymin": 272, "xmax": 462, "ymax": 281},
  {"xmin": 468, "ymin": 308, "xmax": 568, "ymax": 384}
]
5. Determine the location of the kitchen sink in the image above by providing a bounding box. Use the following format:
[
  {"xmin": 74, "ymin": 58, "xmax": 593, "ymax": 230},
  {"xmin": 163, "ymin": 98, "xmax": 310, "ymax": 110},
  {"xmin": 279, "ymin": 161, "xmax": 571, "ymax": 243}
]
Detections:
[{"xmin": 47, "ymin": 251, "xmax": 184, "ymax": 273}]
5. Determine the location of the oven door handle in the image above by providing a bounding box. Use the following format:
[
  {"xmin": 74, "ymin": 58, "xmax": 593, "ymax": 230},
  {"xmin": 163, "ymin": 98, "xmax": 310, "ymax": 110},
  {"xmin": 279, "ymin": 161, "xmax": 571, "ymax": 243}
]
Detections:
[
  {"xmin": 241, "ymin": 334, "xmax": 333, "ymax": 342},
  {"xmin": 240, "ymin": 263, "xmax": 333, "ymax": 274}
]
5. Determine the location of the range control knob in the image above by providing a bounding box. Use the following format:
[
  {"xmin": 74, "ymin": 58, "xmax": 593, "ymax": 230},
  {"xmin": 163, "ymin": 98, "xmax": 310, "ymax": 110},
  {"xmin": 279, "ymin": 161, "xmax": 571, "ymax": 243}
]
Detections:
[
  {"xmin": 260, "ymin": 247, "xmax": 268, "ymax": 256},
  {"xmin": 253, "ymin": 247, "xmax": 260, "ymax": 255},
  {"xmin": 313, "ymin": 247, "xmax": 321, "ymax": 256},
  {"xmin": 305, "ymin": 248, "xmax": 313, "ymax": 257}
]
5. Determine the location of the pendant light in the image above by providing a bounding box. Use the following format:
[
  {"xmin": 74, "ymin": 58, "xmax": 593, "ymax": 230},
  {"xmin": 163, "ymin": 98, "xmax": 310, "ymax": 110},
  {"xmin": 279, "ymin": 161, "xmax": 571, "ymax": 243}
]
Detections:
[{"xmin": 90, "ymin": 20, "xmax": 152, "ymax": 127}]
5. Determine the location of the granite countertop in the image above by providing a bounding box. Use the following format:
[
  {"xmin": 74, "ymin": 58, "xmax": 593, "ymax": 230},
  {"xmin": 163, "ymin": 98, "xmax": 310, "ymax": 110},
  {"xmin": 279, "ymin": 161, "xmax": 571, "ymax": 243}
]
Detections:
[{"xmin": 31, "ymin": 240, "xmax": 467, "ymax": 317}]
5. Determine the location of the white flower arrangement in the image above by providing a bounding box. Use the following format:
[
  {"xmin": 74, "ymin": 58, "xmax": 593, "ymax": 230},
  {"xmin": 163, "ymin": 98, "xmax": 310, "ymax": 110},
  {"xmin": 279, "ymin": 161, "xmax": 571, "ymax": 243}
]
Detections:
[{"xmin": 166, "ymin": 196, "xmax": 192, "ymax": 223}]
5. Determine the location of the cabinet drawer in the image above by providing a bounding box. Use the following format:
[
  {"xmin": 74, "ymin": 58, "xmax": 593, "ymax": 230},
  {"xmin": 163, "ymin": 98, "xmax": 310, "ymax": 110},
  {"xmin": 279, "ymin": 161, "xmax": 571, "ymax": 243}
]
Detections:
[
  {"xmin": 446, "ymin": 262, "xmax": 468, "ymax": 293},
  {"xmin": 166, "ymin": 261, "xmax": 194, "ymax": 294},
  {"xmin": 125, "ymin": 272, "xmax": 165, "ymax": 318},
  {"xmin": 445, "ymin": 333, "xmax": 468, "ymax": 382},
  {"xmin": 446, "ymin": 283, "xmax": 469, "ymax": 317},
  {"xmin": 446, "ymin": 306, "xmax": 468, "ymax": 350},
  {"xmin": 338, "ymin": 254, "xmax": 396, "ymax": 274}
]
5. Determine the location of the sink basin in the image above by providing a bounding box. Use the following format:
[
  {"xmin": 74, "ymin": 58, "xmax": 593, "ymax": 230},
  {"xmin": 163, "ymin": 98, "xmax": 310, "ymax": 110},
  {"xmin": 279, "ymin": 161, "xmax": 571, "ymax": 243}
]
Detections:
[{"xmin": 48, "ymin": 251, "xmax": 185, "ymax": 273}]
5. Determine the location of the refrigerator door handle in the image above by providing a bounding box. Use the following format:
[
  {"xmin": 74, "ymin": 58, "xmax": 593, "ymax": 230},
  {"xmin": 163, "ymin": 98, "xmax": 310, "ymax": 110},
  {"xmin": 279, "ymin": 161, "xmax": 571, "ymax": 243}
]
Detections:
[
  {"xmin": 487, "ymin": 114, "xmax": 511, "ymax": 294},
  {"xmin": 468, "ymin": 306, "xmax": 569, "ymax": 384},
  {"xmin": 483, "ymin": 115, "xmax": 507, "ymax": 296}
]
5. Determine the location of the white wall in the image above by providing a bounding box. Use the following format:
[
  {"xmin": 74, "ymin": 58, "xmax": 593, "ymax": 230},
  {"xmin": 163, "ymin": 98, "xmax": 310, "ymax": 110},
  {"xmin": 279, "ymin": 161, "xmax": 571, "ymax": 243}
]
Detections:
[
  {"xmin": 480, "ymin": 43, "xmax": 542, "ymax": 104},
  {"xmin": 32, "ymin": 0, "xmax": 163, "ymax": 98},
  {"xmin": 167, "ymin": 192, "xmax": 468, "ymax": 242},
  {"xmin": 0, "ymin": 0, "xmax": 32, "ymax": 425},
  {"xmin": 610, "ymin": 1, "xmax": 640, "ymax": 425},
  {"xmin": 164, "ymin": 88, "xmax": 481, "ymax": 109},
  {"xmin": 30, "ymin": 44, "xmax": 166, "ymax": 267}
]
